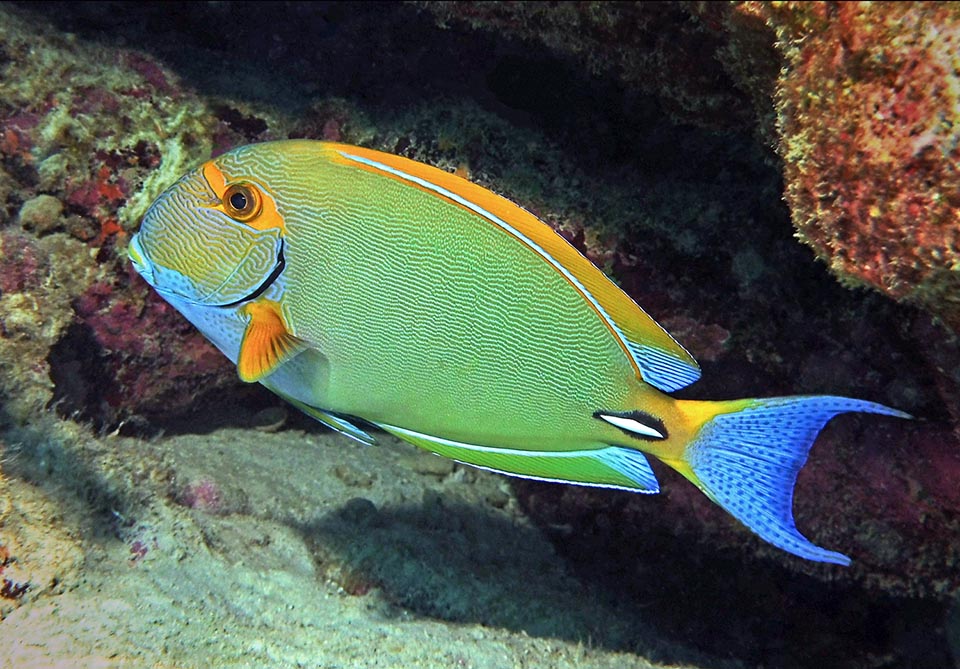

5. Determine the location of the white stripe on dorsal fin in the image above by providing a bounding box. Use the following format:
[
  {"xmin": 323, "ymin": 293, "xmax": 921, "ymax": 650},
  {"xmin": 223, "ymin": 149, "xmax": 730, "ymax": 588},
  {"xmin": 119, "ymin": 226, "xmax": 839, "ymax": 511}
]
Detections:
[{"xmin": 324, "ymin": 142, "xmax": 701, "ymax": 393}]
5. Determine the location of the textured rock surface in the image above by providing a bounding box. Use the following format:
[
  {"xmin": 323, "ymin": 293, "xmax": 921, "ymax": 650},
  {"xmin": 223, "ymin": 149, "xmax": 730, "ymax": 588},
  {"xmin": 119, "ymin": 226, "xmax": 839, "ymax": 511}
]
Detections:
[
  {"xmin": 767, "ymin": 2, "xmax": 960, "ymax": 329},
  {"xmin": 0, "ymin": 3, "xmax": 235, "ymax": 427}
]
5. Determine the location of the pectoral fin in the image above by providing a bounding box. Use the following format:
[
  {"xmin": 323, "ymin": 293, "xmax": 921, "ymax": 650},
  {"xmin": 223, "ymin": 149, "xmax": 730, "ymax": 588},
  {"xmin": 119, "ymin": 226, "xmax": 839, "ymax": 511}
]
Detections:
[{"xmin": 237, "ymin": 299, "xmax": 307, "ymax": 382}]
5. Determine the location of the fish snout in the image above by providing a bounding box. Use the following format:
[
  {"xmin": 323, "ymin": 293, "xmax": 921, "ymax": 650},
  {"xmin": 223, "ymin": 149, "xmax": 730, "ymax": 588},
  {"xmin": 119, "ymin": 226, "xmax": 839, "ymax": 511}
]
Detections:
[{"xmin": 127, "ymin": 232, "xmax": 155, "ymax": 284}]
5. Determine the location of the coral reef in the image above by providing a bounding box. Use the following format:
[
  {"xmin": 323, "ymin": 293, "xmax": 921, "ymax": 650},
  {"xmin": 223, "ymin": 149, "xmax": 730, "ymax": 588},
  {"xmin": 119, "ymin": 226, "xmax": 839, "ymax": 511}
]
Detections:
[
  {"xmin": 0, "ymin": 4, "xmax": 273, "ymax": 426},
  {"xmin": 0, "ymin": 229, "xmax": 102, "ymax": 422},
  {"xmin": 765, "ymin": 2, "xmax": 960, "ymax": 330}
]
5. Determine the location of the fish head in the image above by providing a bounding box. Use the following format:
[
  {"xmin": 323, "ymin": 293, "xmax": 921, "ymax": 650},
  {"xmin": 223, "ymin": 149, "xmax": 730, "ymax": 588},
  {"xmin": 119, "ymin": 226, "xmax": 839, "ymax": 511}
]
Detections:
[{"xmin": 129, "ymin": 148, "xmax": 285, "ymax": 307}]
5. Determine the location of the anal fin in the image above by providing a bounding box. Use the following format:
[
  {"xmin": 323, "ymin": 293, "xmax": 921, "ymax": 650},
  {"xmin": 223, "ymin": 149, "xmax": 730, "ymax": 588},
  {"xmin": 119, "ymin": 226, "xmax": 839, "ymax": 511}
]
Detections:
[{"xmin": 379, "ymin": 423, "xmax": 659, "ymax": 493}]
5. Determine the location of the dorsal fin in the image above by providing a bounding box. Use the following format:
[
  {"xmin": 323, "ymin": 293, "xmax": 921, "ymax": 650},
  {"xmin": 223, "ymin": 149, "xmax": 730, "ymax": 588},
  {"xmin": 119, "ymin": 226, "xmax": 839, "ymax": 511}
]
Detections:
[{"xmin": 324, "ymin": 142, "xmax": 701, "ymax": 392}]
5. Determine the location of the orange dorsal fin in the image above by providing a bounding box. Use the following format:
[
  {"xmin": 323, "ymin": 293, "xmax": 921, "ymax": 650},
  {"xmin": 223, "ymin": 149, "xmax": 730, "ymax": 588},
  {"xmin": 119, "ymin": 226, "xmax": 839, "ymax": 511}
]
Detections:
[
  {"xmin": 237, "ymin": 299, "xmax": 307, "ymax": 383},
  {"xmin": 323, "ymin": 142, "xmax": 700, "ymax": 392}
]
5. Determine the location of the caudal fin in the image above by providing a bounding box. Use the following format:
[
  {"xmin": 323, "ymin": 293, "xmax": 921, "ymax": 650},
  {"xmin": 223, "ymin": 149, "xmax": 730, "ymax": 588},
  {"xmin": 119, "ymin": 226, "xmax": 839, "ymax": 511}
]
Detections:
[{"xmin": 675, "ymin": 396, "xmax": 910, "ymax": 565}]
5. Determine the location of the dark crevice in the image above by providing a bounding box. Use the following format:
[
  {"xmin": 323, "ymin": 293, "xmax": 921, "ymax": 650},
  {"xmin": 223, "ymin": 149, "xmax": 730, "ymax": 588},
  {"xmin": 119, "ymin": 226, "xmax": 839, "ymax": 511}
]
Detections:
[{"xmin": 47, "ymin": 321, "xmax": 113, "ymax": 428}]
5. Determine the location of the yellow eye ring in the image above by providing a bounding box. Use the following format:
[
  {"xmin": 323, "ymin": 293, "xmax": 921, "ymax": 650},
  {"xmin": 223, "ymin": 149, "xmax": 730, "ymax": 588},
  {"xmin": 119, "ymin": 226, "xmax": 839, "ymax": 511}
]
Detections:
[{"xmin": 222, "ymin": 182, "xmax": 262, "ymax": 221}]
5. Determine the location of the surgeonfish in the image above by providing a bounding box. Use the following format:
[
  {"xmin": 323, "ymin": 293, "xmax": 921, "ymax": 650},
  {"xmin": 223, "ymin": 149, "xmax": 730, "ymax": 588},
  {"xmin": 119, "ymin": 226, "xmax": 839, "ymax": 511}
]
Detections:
[{"xmin": 129, "ymin": 140, "xmax": 909, "ymax": 565}]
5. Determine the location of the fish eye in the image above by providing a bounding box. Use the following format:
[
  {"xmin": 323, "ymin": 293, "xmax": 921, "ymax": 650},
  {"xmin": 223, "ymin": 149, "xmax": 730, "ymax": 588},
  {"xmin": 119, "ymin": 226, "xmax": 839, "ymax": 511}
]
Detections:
[{"xmin": 222, "ymin": 183, "xmax": 262, "ymax": 221}]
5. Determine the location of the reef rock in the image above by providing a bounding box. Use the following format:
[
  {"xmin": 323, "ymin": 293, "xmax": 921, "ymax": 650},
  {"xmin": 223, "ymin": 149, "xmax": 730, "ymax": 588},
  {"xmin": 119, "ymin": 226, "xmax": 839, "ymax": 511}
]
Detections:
[{"xmin": 764, "ymin": 2, "xmax": 960, "ymax": 330}]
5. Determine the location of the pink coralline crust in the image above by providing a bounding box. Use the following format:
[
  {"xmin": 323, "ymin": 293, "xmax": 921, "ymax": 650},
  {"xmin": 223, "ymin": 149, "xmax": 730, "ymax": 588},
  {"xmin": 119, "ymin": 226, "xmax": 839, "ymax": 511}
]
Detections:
[
  {"xmin": 1, "ymin": 111, "xmax": 41, "ymax": 132},
  {"xmin": 0, "ymin": 231, "xmax": 46, "ymax": 296},
  {"xmin": 60, "ymin": 163, "xmax": 131, "ymax": 246},
  {"xmin": 176, "ymin": 477, "xmax": 226, "ymax": 514},
  {"xmin": 321, "ymin": 118, "xmax": 342, "ymax": 143},
  {"xmin": 210, "ymin": 125, "xmax": 238, "ymax": 159},
  {"xmin": 659, "ymin": 315, "xmax": 730, "ymax": 362},
  {"xmin": 121, "ymin": 52, "xmax": 176, "ymax": 97},
  {"xmin": 174, "ymin": 474, "xmax": 247, "ymax": 516},
  {"xmin": 128, "ymin": 539, "xmax": 149, "ymax": 563},
  {"xmin": 911, "ymin": 430, "xmax": 960, "ymax": 513},
  {"xmin": 288, "ymin": 100, "xmax": 357, "ymax": 143},
  {"xmin": 801, "ymin": 419, "xmax": 958, "ymax": 568},
  {"xmin": 73, "ymin": 272, "xmax": 235, "ymax": 418},
  {"xmin": 66, "ymin": 166, "xmax": 128, "ymax": 218},
  {"xmin": 71, "ymin": 86, "xmax": 121, "ymax": 117},
  {"xmin": 0, "ymin": 112, "xmax": 40, "ymax": 159},
  {"xmin": 766, "ymin": 2, "xmax": 960, "ymax": 329}
]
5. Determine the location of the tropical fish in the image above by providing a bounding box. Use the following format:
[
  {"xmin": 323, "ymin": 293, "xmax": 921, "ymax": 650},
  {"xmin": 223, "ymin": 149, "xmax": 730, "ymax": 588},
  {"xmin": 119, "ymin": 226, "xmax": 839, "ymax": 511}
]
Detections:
[{"xmin": 129, "ymin": 140, "xmax": 908, "ymax": 565}]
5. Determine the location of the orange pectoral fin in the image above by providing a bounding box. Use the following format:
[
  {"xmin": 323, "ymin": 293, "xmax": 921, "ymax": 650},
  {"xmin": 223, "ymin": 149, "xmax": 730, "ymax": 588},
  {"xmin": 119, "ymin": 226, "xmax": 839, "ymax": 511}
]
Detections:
[{"xmin": 237, "ymin": 299, "xmax": 307, "ymax": 383}]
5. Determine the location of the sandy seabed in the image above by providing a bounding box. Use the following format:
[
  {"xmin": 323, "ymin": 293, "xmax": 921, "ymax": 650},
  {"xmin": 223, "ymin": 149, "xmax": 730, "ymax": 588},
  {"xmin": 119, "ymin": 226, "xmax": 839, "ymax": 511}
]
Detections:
[{"xmin": 0, "ymin": 421, "xmax": 724, "ymax": 669}]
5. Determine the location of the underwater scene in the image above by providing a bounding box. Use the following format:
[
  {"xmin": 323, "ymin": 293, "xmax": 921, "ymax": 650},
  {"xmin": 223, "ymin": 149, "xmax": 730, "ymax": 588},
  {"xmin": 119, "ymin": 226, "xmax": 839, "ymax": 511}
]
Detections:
[{"xmin": 0, "ymin": 2, "xmax": 958, "ymax": 667}]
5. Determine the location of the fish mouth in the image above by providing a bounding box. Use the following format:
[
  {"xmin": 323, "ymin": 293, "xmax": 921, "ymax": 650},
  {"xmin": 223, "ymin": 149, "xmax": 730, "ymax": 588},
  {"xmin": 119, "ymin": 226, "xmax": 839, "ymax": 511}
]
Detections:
[
  {"xmin": 212, "ymin": 241, "xmax": 286, "ymax": 308},
  {"xmin": 127, "ymin": 234, "xmax": 153, "ymax": 282}
]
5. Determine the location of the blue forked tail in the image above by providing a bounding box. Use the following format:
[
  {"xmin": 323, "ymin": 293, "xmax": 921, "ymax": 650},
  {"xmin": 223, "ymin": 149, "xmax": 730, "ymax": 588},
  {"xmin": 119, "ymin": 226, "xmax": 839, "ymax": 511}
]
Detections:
[{"xmin": 674, "ymin": 396, "xmax": 910, "ymax": 565}]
